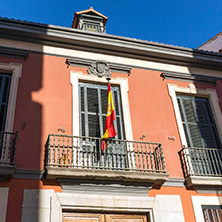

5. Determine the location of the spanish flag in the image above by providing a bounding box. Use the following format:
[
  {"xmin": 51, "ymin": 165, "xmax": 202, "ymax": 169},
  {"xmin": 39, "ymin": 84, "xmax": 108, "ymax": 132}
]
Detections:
[{"xmin": 101, "ymin": 82, "xmax": 117, "ymax": 151}]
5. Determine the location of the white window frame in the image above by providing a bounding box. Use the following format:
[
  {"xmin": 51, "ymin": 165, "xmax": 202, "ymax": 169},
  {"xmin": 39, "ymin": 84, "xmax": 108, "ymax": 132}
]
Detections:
[
  {"xmin": 168, "ymin": 83, "xmax": 222, "ymax": 147},
  {"xmin": 70, "ymin": 71, "xmax": 135, "ymax": 167},
  {"xmin": 0, "ymin": 62, "xmax": 22, "ymax": 132},
  {"xmin": 70, "ymin": 71, "xmax": 133, "ymax": 140}
]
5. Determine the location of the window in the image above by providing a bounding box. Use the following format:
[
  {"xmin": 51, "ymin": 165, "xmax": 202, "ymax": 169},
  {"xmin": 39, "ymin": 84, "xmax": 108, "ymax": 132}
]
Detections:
[
  {"xmin": 70, "ymin": 71, "xmax": 133, "ymax": 141},
  {"xmin": 0, "ymin": 73, "xmax": 11, "ymax": 132},
  {"xmin": 0, "ymin": 63, "xmax": 22, "ymax": 163},
  {"xmin": 168, "ymin": 83, "xmax": 222, "ymax": 148},
  {"xmin": 177, "ymin": 95, "xmax": 221, "ymax": 148},
  {"xmin": 0, "ymin": 63, "xmax": 22, "ymax": 133},
  {"xmin": 202, "ymin": 205, "xmax": 222, "ymax": 222},
  {"xmin": 169, "ymin": 84, "xmax": 222, "ymax": 178},
  {"xmin": 79, "ymin": 82, "xmax": 124, "ymax": 139}
]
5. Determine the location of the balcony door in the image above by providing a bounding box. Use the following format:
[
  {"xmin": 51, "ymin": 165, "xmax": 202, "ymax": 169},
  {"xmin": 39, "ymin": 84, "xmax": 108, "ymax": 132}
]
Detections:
[
  {"xmin": 0, "ymin": 73, "xmax": 11, "ymax": 132},
  {"xmin": 79, "ymin": 82, "xmax": 124, "ymax": 139},
  {"xmin": 78, "ymin": 82, "xmax": 127, "ymax": 169},
  {"xmin": 0, "ymin": 73, "xmax": 12, "ymax": 160}
]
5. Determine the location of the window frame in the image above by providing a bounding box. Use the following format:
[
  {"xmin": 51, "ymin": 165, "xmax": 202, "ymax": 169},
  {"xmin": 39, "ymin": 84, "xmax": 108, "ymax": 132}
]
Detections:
[
  {"xmin": 70, "ymin": 71, "xmax": 133, "ymax": 141},
  {"xmin": 168, "ymin": 83, "xmax": 222, "ymax": 147},
  {"xmin": 0, "ymin": 62, "xmax": 22, "ymax": 132}
]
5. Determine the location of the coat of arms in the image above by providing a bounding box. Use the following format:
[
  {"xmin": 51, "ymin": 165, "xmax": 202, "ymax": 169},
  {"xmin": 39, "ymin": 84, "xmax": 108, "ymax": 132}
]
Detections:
[{"xmin": 88, "ymin": 60, "xmax": 111, "ymax": 78}]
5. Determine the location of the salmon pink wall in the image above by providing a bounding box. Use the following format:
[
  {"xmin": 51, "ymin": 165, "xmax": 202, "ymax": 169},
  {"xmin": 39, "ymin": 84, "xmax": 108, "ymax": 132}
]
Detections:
[{"xmin": 4, "ymin": 53, "xmax": 222, "ymax": 176}]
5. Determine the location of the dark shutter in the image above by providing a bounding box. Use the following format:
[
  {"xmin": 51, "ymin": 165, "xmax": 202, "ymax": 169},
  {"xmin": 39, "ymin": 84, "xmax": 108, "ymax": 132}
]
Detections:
[
  {"xmin": 177, "ymin": 95, "xmax": 221, "ymax": 148},
  {"xmin": 0, "ymin": 74, "xmax": 11, "ymax": 132},
  {"xmin": 79, "ymin": 83, "xmax": 124, "ymax": 139}
]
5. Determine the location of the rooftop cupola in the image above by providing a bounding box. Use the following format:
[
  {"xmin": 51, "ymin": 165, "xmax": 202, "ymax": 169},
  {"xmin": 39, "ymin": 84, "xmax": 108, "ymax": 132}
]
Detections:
[{"xmin": 72, "ymin": 7, "xmax": 108, "ymax": 33}]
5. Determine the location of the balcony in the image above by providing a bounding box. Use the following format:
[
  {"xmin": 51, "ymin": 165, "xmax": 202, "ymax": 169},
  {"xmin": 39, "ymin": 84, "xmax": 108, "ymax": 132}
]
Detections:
[
  {"xmin": 180, "ymin": 147, "xmax": 222, "ymax": 187},
  {"xmin": 0, "ymin": 131, "xmax": 18, "ymax": 178},
  {"xmin": 45, "ymin": 134, "xmax": 169, "ymax": 186}
]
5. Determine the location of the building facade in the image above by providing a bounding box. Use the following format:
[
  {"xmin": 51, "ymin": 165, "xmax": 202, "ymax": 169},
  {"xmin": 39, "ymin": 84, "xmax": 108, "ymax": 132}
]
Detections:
[{"xmin": 0, "ymin": 8, "xmax": 222, "ymax": 222}]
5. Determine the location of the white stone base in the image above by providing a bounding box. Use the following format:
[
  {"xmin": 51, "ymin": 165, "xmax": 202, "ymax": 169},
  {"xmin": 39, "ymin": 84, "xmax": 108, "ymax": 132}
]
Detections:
[
  {"xmin": 22, "ymin": 189, "xmax": 185, "ymax": 222},
  {"xmin": 0, "ymin": 187, "xmax": 9, "ymax": 222}
]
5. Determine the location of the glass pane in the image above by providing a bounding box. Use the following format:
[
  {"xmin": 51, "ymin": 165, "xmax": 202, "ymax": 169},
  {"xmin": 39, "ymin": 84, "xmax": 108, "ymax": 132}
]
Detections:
[
  {"xmin": 2, "ymin": 77, "xmax": 10, "ymax": 103},
  {"xmin": 194, "ymin": 99, "xmax": 208, "ymax": 124},
  {"xmin": 88, "ymin": 114, "xmax": 100, "ymax": 137},
  {"xmin": 81, "ymin": 114, "xmax": 85, "ymax": 136},
  {"xmin": 199, "ymin": 125, "xmax": 216, "ymax": 148},
  {"xmin": 116, "ymin": 117, "xmax": 121, "ymax": 139},
  {"xmin": 188, "ymin": 124, "xmax": 203, "ymax": 147},
  {"xmin": 87, "ymin": 88, "xmax": 98, "ymax": 113},
  {"xmin": 114, "ymin": 91, "xmax": 119, "ymax": 115},
  {"xmin": 80, "ymin": 87, "xmax": 84, "ymax": 111},
  {"xmin": 101, "ymin": 89, "xmax": 107, "ymax": 114}
]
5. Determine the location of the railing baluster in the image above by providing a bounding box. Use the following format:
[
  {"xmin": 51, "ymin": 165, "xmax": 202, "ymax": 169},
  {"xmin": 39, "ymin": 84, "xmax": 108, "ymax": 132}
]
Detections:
[
  {"xmin": 148, "ymin": 143, "xmax": 153, "ymax": 171},
  {"xmin": 47, "ymin": 135, "xmax": 51, "ymax": 166},
  {"xmin": 67, "ymin": 136, "xmax": 70, "ymax": 165},
  {"xmin": 53, "ymin": 135, "xmax": 55, "ymax": 165},
  {"xmin": 212, "ymin": 149, "xmax": 220, "ymax": 175}
]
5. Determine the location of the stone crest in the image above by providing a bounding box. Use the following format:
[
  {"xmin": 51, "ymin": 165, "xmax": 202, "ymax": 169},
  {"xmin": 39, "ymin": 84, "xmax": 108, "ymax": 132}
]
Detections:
[{"xmin": 88, "ymin": 60, "xmax": 111, "ymax": 78}]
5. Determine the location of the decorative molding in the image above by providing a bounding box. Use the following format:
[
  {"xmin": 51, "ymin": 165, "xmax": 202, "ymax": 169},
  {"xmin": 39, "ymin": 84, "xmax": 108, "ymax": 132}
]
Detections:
[
  {"xmin": 88, "ymin": 60, "xmax": 111, "ymax": 78},
  {"xmin": 13, "ymin": 169, "xmax": 43, "ymax": 180},
  {"xmin": 186, "ymin": 175, "xmax": 222, "ymax": 188},
  {"xmin": 46, "ymin": 166, "xmax": 169, "ymax": 186},
  {"xmin": 66, "ymin": 58, "xmax": 131, "ymax": 75},
  {"xmin": 163, "ymin": 178, "xmax": 185, "ymax": 187},
  {"xmin": 161, "ymin": 71, "xmax": 220, "ymax": 85},
  {"xmin": 57, "ymin": 179, "xmax": 153, "ymax": 195},
  {"xmin": 0, "ymin": 46, "xmax": 28, "ymax": 60}
]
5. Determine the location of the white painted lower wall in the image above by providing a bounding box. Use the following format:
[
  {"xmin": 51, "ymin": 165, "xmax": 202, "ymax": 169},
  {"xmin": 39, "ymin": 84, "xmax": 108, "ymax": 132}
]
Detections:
[
  {"xmin": 0, "ymin": 187, "xmax": 9, "ymax": 222},
  {"xmin": 21, "ymin": 189, "xmax": 185, "ymax": 222}
]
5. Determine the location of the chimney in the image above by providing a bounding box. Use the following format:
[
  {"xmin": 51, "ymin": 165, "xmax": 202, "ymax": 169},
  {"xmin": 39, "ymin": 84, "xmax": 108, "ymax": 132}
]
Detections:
[{"xmin": 72, "ymin": 7, "xmax": 108, "ymax": 33}]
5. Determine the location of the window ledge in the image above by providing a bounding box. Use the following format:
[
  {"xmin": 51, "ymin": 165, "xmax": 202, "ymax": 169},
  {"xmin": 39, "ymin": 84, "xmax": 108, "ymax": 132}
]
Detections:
[
  {"xmin": 0, "ymin": 165, "xmax": 16, "ymax": 177},
  {"xmin": 45, "ymin": 166, "xmax": 169, "ymax": 186},
  {"xmin": 186, "ymin": 175, "xmax": 222, "ymax": 187}
]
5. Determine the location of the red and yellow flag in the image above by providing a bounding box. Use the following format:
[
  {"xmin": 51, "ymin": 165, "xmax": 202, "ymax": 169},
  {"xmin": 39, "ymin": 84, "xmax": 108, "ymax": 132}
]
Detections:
[{"xmin": 101, "ymin": 82, "xmax": 117, "ymax": 151}]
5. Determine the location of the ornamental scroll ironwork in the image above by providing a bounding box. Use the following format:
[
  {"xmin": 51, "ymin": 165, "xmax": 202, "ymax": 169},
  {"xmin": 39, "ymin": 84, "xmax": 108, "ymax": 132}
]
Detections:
[{"xmin": 87, "ymin": 60, "xmax": 112, "ymax": 79}]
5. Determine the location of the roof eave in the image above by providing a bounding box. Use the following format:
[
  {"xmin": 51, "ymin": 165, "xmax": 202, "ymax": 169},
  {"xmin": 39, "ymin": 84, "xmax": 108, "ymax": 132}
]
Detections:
[{"xmin": 0, "ymin": 18, "xmax": 221, "ymax": 71}]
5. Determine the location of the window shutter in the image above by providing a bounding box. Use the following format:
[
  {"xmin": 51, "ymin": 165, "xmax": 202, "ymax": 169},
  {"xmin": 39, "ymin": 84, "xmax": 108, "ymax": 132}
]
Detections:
[
  {"xmin": 177, "ymin": 95, "xmax": 221, "ymax": 148},
  {"xmin": 79, "ymin": 83, "xmax": 124, "ymax": 140}
]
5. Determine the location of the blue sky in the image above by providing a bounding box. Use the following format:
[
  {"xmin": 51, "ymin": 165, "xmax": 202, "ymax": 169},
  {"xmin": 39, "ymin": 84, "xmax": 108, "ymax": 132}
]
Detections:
[{"xmin": 0, "ymin": 0, "xmax": 221, "ymax": 48}]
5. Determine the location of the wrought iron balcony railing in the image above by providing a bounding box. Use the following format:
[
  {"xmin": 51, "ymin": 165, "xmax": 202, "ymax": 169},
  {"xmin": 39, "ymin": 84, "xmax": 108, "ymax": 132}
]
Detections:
[
  {"xmin": 0, "ymin": 131, "xmax": 18, "ymax": 165},
  {"xmin": 45, "ymin": 134, "xmax": 167, "ymax": 173},
  {"xmin": 180, "ymin": 147, "xmax": 222, "ymax": 177}
]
